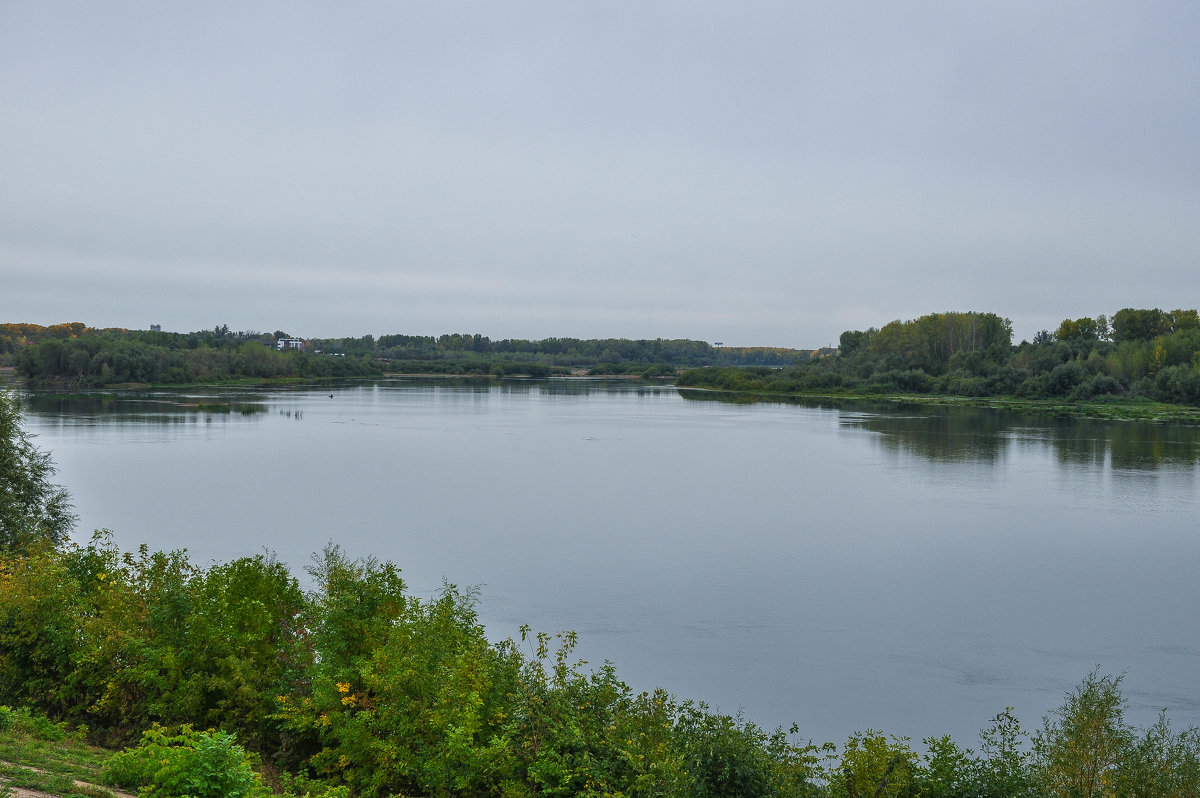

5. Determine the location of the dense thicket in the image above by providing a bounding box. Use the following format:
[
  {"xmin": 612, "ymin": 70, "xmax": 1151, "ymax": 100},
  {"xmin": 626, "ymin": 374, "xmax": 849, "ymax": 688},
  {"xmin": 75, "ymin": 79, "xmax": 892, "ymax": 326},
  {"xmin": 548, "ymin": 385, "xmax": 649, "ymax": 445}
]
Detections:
[
  {"xmin": 679, "ymin": 309, "xmax": 1200, "ymax": 407},
  {"xmin": 0, "ymin": 537, "xmax": 831, "ymax": 797},
  {"xmin": 3, "ymin": 539, "xmax": 1199, "ymax": 797}
]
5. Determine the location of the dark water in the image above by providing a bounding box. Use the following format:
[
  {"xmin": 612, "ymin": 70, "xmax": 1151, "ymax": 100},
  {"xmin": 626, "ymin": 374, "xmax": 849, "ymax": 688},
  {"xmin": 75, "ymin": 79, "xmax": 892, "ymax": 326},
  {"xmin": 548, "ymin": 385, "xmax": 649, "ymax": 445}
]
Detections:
[{"xmin": 18, "ymin": 380, "xmax": 1200, "ymax": 746}]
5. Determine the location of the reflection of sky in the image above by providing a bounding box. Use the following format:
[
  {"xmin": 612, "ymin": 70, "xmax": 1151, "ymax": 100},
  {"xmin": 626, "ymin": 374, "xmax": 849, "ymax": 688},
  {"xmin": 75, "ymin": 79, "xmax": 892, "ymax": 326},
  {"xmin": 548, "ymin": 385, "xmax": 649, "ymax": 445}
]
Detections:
[{"xmin": 22, "ymin": 384, "xmax": 1200, "ymax": 749}]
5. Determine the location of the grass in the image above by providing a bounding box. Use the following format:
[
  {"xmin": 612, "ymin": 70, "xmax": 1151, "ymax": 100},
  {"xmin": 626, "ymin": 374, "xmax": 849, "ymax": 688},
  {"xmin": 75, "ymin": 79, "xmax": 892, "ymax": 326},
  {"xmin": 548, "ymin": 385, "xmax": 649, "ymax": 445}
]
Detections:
[
  {"xmin": 676, "ymin": 386, "xmax": 1200, "ymax": 423},
  {"xmin": 0, "ymin": 707, "xmax": 123, "ymax": 798},
  {"xmin": 855, "ymin": 392, "xmax": 1200, "ymax": 422},
  {"xmin": 0, "ymin": 708, "xmax": 343, "ymax": 798}
]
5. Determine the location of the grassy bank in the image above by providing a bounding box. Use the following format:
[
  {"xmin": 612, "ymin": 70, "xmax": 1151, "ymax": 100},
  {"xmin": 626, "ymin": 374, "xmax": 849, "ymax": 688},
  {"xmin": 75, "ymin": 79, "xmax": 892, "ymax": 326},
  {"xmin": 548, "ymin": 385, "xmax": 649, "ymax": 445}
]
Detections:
[
  {"xmin": 0, "ymin": 707, "xmax": 125, "ymax": 798},
  {"xmin": 676, "ymin": 386, "xmax": 1200, "ymax": 423}
]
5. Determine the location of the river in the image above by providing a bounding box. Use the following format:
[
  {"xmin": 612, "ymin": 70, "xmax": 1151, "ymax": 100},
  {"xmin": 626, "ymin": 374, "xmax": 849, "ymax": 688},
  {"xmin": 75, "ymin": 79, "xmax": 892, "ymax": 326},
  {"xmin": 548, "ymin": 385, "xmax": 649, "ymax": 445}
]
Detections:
[{"xmin": 17, "ymin": 379, "xmax": 1200, "ymax": 747}]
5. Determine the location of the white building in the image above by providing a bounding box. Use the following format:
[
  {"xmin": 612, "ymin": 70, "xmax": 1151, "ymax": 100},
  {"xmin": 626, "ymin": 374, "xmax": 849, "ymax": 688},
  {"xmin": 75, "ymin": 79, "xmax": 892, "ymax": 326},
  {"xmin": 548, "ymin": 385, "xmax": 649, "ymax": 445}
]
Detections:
[{"xmin": 277, "ymin": 338, "xmax": 305, "ymax": 351}]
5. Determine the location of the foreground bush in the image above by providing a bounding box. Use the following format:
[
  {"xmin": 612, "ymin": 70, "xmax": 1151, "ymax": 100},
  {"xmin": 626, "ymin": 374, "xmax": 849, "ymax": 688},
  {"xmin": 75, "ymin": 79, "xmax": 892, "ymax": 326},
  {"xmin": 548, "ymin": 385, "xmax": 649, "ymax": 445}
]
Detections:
[
  {"xmin": 104, "ymin": 725, "xmax": 266, "ymax": 798},
  {"xmin": 3, "ymin": 538, "xmax": 1199, "ymax": 797}
]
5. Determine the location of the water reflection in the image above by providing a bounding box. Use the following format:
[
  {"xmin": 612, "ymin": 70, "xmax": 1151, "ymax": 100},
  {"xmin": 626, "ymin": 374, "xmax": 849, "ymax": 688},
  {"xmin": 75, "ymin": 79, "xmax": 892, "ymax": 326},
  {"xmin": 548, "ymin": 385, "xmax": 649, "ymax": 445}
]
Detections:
[
  {"xmin": 400, "ymin": 376, "xmax": 673, "ymax": 397},
  {"xmin": 677, "ymin": 390, "xmax": 1200, "ymax": 471},
  {"xmin": 842, "ymin": 403, "xmax": 1011, "ymax": 464},
  {"xmin": 17, "ymin": 378, "xmax": 676, "ymax": 426},
  {"xmin": 20, "ymin": 389, "xmax": 269, "ymax": 424},
  {"xmin": 855, "ymin": 407, "xmax": 1200, "ymax": 471}
]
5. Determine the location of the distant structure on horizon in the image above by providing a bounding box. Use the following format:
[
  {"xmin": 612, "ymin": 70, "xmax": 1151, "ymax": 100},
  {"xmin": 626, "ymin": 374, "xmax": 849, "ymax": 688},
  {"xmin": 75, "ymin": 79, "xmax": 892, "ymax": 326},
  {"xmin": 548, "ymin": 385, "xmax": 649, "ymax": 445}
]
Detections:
[
  {"xmin": 150, "ymin": 324, "xmax": 161, "ymax": 332},
  {"xmin": 277, "ymin": 337, "xmax": 305, "ymax": 351}
]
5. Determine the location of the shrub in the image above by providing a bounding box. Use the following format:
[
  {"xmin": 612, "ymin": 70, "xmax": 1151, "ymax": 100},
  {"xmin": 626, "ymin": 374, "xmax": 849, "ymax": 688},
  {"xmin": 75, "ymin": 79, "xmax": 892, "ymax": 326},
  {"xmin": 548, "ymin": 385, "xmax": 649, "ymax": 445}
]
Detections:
[
  {"xmin": 830, "ymin": 730, "xmax": 917, "ymax": 798},
  {"xmin": 1046, "ymin": 361, "xmax": 1085, "ymax": 396},
  {"xmin": 676, "ymin": 708, "xmax": 785, "ymax": 798},
  {"xmin": 1033, "ymin": 669, "xmax": 1133, "ymax": 798},
  {"xmin": 1154, "ymin": 365, "xmax": 1200, "ymax": 405},
  {"xmin": 897, "ymin": 369, "xmax": 928, "ymax": 393},
  {"xmin": 103, "ymin": 725, "xmax": 267, "ymax": 798},
  {"xmin": 946, "ymin": 373, "xmax": 991, "ymax": 397},
  {"xmin": 0, "ymin": 705, "xmax": 65, "ymax": 740},
  {"xmin": 1071, "ymin": 373, "xmax": 1124, "ymax": 401},
  {"xmin": 987, "ymin": 366, "xmax": 1029, "ymax": 395},
  {"xmin": 0, "ymin": 548, "xmax": 82, "ymax": 714}
]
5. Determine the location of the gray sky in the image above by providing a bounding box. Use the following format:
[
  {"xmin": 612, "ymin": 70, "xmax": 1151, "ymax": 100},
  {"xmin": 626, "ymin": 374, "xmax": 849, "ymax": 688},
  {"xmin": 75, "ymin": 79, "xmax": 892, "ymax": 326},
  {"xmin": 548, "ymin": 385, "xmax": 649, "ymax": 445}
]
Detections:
[{"xmin": 3, "ymin": 1, "xmax": 1198, "ymax": 347}]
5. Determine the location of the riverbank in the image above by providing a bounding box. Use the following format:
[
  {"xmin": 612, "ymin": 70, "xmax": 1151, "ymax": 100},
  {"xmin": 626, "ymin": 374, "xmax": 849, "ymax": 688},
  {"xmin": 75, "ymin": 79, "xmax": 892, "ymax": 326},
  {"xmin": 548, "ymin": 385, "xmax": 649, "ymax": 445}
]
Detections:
[
  {"xmin": 675, "ymin": 385, "xmax": 1200, "ymax": 423},
  {"xmin": 7, "ymin": 371, "xmax": 674, "ymax": 393}
]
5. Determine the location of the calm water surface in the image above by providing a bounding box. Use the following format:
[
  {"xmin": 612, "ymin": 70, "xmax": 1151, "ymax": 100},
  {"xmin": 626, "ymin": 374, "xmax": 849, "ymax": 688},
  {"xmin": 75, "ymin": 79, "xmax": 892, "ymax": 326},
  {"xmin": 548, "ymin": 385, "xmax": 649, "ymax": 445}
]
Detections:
[{"xmin": 19, "ymin": 380, "xmax": 1200, "ymax": 746}]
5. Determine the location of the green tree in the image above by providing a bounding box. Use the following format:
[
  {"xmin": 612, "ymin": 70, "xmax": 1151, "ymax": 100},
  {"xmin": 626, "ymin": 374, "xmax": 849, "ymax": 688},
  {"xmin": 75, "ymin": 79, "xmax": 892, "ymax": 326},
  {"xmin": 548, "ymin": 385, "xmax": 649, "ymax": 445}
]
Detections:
[
  {"xmin": 1034, "ymin": 669, "xmax": 1134, "ymax": 798},
  {"xmin": 0, "ymin": 390, "xmax": 75, "ymax": 551},
  {"xmin": 831, "ymin": 730, "xmax": 917, "ymax": 798},
  {"xmin": 0, "ymin": 545, "xmax": 82, "ymax": 713},
  {"xmin": 839, "ymin": 329, "xmax": 874, "ymax": 357},
  {"xmin": 1168, "ymin": 308, "xmax": 1200, "ymax": 332},
  {"xmin": 1112, "ymin": 309, "xmax": 1170, "ymax": 343},
  {"xmin": 1056, "ymin": 317, "xmax": 1101, "ymax": 343},
  {"xmin": 1113, "ymin": 712, "xmax": 1200, "ymax": 798},
  {"xmin": 972, "ymin": 707, "xmax": 1036, "ymax": 797}
]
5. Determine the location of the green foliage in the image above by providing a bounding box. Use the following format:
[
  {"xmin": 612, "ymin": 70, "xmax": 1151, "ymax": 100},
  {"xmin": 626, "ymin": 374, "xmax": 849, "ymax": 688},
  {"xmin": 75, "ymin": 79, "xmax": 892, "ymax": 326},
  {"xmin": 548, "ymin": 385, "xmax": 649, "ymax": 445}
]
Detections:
[
  {"xmin": 971, "ymin": 707, "xmax": 1036, "ymax": 798},
  {"xmin": 1153, "ymin": 365, "xmax": 1200, "ymax": 405},
  {"xmin": 103, "ymin": 725, "xmax": 267, "ymax": 798},
  {"xmin": 5, "ymin": 531, "xmax": 1200, "ymax": 798},
  {"xmin": 275, "ymin": 772, "xmax": 353, "ymax": 798},
  {"xmin": 830, "ymin": 730, "xmax": 917, "ymax": 798},
  {"xmin": 1113, "ymin": 712, "xmax": 1200, "ymax": 798},
  {"xmin": 674, "ymin": 707, "xmax": 821, "ymax": 798},
  {"xmin": 869, "ymin": 312, "xmax": 1012, "ymax": 375},
  {"xmin": 0, "ymin": 532, "xmax": 307, "ymax": 751},
  {"xmin": 11, "ymin": 322, "xmax": 817, "ymax": 384},
  {"xmin": 503, "ymin": 630, "xmax": 685, "ymax": 797},
  {"xmin": 1034, "ymin": 668, "xmax": 1135, "ymax": 798},
  {"xmin": 1057, "ymin": 316, "xmax": 1106, "ymax": 343},
  {"xmin": 308, "ymin": 580, "xmax": 517, "ymax": 796},
  {"xmin": 0, "ymin": 546, "xmax": 82, "ymax": 713},
  {"xmin": 1072, "ymin": 373, "xmax": 1124, "ymax": 401},
  {"xmin": 680, "ymin": 308, "xmax": 1200, "ymax": 409},
  {"xmin": 914, "ymin": 734, "xmax": 973, "ymax": 798},
  {"xmin": 1113, "ymin": 309, "xmax": 1170, "ymax": 343},
  {"xmin": 0, "ymin": 705, "xmax": 67, "ymax": 740},
  {"xmin": 15, "ymin": 328, "xmax": 382, "ymax": 386},
  {"xmin": 0, "ymin": 390, "xmax": 75, "ymax": 551}
]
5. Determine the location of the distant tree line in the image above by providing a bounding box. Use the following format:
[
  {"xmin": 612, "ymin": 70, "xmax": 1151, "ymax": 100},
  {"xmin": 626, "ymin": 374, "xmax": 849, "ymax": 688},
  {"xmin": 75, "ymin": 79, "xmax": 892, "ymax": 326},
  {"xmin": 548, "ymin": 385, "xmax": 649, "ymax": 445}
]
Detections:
[
  {"xmin": 12, "ymin": 310, "xmax": 1200, "ymax": 402},
  {"xmin": 9, "ymin": 325, "xmax": 381, "ymax": 385},
  {"xmin": 311, "ymin": 332, "xmax": 806, "ymax": 375},
  {"xmin": 5, "ymin": 323, "xmax": 809, "ymax": 383},
  {"xmin": 679, "ymin": 309, "xmax": 1200, "ymax": 407}
]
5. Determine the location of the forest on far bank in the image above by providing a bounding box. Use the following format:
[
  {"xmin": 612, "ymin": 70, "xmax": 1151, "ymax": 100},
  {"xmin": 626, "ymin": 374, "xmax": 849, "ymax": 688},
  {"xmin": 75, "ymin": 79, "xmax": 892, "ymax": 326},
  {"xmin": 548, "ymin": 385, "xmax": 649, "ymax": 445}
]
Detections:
[
  {"xmin": 0, "ymin": 322, "xmax": 806, "ymax": 385},
  {"xmin": 4, "ymin": 307, "xmax": 1200, "ymax": 408},
  {"xmin": 678, "ymin": 308, "xmax": 1200, "ymax": 407}
]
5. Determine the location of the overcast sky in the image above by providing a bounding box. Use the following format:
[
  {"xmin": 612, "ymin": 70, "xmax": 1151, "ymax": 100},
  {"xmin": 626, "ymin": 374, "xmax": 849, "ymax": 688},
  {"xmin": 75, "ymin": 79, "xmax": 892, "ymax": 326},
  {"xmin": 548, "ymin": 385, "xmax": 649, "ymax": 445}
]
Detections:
[{"xmin": 2, "ymin": 2, "xmax": 1198, "ymax": 346}]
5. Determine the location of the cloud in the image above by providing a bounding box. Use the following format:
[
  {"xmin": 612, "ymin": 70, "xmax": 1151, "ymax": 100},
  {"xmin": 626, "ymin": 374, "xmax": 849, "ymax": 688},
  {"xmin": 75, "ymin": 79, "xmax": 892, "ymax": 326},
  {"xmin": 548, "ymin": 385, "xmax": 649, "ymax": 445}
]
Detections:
[{"xmin": 2, "ymin": 1, "xmax": 1198, "ymax": 345}]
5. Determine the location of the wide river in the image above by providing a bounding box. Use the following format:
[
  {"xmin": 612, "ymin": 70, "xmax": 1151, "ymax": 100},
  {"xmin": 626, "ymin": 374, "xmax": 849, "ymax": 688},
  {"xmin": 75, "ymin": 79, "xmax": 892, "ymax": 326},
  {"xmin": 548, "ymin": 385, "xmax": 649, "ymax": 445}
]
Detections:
[{"xmin": 16, "ymin": 379, "xmax": 1200, "ymax": 747}]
